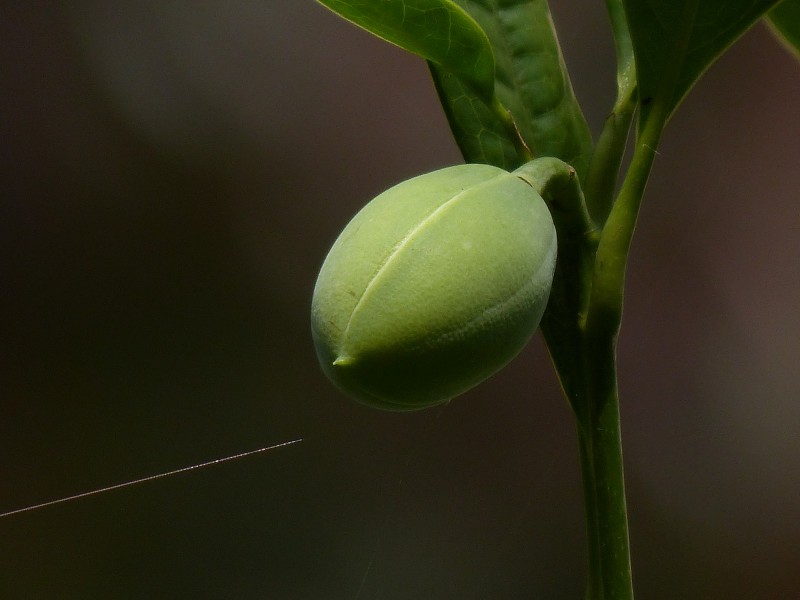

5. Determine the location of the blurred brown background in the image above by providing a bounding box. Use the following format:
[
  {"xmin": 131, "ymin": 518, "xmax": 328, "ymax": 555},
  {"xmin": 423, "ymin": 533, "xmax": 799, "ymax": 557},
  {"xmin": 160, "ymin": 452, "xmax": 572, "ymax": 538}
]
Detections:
[{"xmin": 1, "ymin": 2, "xmax": 799, "ymax": 598}]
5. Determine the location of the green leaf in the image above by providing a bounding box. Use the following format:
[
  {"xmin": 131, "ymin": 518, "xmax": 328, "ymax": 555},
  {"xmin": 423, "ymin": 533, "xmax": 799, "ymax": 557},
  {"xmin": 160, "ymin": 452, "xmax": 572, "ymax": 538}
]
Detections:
[
  {"xmin": 767, "ymin": 0, "xmax": 800, "ymax": 61},
  {"xmin": 315, "ymin": 0, "xmax": 495, "ymax": 99},
  {"xmin": 622, "ymin": 0, "xmax": 783, "ymax": 127},
  {"xmin": 429, "ymin": 67, "xmax": 521, "ymax": 169},
  {"xmin": 431, "ymin": 0, "xmax": 593, "ymax": 177}
]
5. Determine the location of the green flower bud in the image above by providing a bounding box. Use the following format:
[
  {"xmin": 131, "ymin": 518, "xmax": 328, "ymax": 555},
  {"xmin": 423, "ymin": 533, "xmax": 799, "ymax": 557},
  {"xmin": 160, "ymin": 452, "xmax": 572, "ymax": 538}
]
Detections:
[{"xmin": 311, "ymin": 163, "xmax": 556, "ymax": 410}]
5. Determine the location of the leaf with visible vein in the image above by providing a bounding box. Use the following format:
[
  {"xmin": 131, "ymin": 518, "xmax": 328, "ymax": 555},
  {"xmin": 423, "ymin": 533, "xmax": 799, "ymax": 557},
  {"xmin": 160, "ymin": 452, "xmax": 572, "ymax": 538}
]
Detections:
[
  {"xmin": 429, "ymin": 67, "xmax": 520, "ymax": 169},
  {"xmin": 316, "ymin": 0, "xmax": 496, "ymax": 99},
  {"xmin": 431, "ymin": 0, "xmax": 593, "ymax": 178},
  {"xmin": 767, "ymin": 0, "xmax": 800, "ymax": 61},
  {"xmin": 622, "ymin": 0, "xmax": 784, "ymax": 128}
]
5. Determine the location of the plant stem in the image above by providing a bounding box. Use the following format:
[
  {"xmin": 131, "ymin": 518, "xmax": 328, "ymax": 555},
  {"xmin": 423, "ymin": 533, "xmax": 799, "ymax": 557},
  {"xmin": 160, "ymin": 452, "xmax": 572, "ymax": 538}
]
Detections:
[
  {"xmin": 577, "ymin": 337, "xmax": 632, "ymax": 600},
  {"xmin": 577, "ymin": 425, "xmax": 603, "ymax": 600},
  {"xmin": 583, "ymin": 90, "xmax": 636, "ymax": 225},
  {"xmin": 587, "ymin": 100, "xmax": 667, "ymax": 341},
  {"xmin": 538, "ymin": 171, "xmax": 635, "ymax": 599},
  {"xmin": 584, "ymin": 0, "xmax": 636, "ymax": 224},
  {"xmin": 534, "ymin": 2, "xmax": 686, "ymax": 597},
  {"xmin": 574, "ymin": 90, "xmax": 669, "ymax": 600}
]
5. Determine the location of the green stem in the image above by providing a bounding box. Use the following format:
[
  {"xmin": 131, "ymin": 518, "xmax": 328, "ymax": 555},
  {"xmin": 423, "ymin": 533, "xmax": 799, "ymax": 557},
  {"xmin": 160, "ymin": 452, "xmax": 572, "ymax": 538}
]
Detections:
[
  {"xmin": 604, "ymin": 0, "xmax": 636, "ymax": 92},
  {"xmin": 578, "ymin": 338, "xmax": 632, "ymax": 600},
  {"xmin": 526, "ymin": 155, "xmax": 634, "ymax": 598},
  {"xmin": 574, "ymin": 95, "xmax": 669, "ymax": 600},
  {"xmin": 578, "ymin": 425, "xmax": 603, "ymax": 600},
  {"xmin": 587, "ymin": 103, "xmax": 666, "ymax": 340},
  {"xmin": 583, "ymin": 89, "xmax": 636, "ymax": 225},
  {"xmin": 514, "ymin": 157, "xmax": 596, "ymax": 241},
  {"xmin": 584, "ymin": 0, "xmax": 637, "ymax": 224},
  {"xmin": 575, "ymin": 93, "xmax": 670, "ymax": 600},
  {"xmin": 576, "ymin": 3, "xmax": 698, "ymax": 592}
]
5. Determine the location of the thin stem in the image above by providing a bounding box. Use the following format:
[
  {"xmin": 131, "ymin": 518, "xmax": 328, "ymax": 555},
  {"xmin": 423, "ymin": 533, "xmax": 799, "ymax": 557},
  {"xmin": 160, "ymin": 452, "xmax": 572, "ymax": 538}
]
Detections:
[
  {"xmin": 578, "ymin": 425, "xmax": 603, "ymax": 600},
  {"xmin": 584, "ymin": 0, "xmax": 636, "ymax": 224},
  {"xmin": 579, "ymin": 337, "xmax": 632, "ymax": 600},
  {"xmin": 526, "ymin": 157, "xmax": 633, "ymax": 599},
  {"xmin": 604, "ymin": 0, "xmax": 635, "ymax": 90},
  {"xmin": 514, "ymin": 157, "xmax": 597, "ymax": 241},
  {"xmin": 584, "ymin": 0, "xmax": 636, "ymax": 223},
  {"xmin": 586, "ymin": 103, "xmax": 666, "ymax": 342},
  {"xmin": 542, "ymin": 3, "xmax": 703, "ymax": 599},
  {"xmin": 587, "ymin": 0, "xmax": 697, "ymax": 337},
  {"xmin": 575, "ymin": 97, "xmax": 669, "ymax": 600},
  {"xmin": 583, "ymin": 90, "xmax": 636, "ymax": 225},
  {"xmin": 574, "ymin": 91, "xmax": 670, "ymax": 600},
  {"xmin": 576, "ymin": 3, "xmax": 698, "ymax": 591}
]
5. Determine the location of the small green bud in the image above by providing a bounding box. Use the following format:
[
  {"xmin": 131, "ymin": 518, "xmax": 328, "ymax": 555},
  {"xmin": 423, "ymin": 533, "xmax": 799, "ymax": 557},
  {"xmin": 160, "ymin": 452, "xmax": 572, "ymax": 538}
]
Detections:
[{"xmin": 311, "ymin": 163, "xmax": 556, "ymax": 410}]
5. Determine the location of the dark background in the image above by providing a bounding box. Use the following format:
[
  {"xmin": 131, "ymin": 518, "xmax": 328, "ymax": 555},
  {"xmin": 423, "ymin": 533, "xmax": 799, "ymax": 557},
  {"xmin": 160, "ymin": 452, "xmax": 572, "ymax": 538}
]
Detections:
[{"xmin": 2, "ymin": 2, "xmax": 799, "ymax": 598}]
